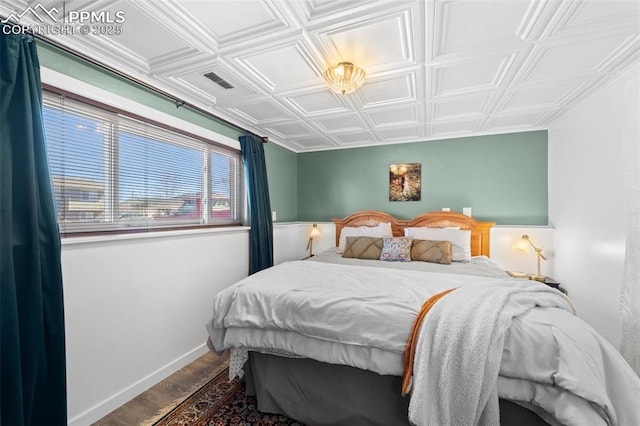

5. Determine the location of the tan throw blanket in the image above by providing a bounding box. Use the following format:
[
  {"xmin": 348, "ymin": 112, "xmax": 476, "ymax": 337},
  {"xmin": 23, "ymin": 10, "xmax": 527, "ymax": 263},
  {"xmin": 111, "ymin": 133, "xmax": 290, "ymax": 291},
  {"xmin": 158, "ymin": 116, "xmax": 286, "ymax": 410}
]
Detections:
[{"xmin": 402, "ymin": 287, "xmax": 456, "ymax": 396}]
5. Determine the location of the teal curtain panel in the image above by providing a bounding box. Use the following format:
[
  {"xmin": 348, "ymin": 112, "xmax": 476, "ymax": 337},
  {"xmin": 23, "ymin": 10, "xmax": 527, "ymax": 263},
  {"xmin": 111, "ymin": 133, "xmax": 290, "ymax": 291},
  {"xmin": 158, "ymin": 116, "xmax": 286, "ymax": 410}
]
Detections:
[
  {"xmin": 1, "ymin": 30, "xmax": 67, "ymax": 425},
  {"xmin": 240, "ymin": 135, "xmax": 274, "ymax": 274}
]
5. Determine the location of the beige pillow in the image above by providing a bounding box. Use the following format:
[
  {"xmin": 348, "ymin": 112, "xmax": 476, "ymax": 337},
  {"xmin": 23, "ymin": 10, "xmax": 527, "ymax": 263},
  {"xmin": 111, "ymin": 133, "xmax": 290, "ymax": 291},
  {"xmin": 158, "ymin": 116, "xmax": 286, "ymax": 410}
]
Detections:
[
  {"xmin": 405, "ymin": 228, "xmax": 471, "ymax": 262},
  {"xmin": 343, "ymin": 236, "xmax": 384, "ymax": 259},
  {"xmin": 411, "ymin": 239, "xmax": 452, "ymax": 264}
]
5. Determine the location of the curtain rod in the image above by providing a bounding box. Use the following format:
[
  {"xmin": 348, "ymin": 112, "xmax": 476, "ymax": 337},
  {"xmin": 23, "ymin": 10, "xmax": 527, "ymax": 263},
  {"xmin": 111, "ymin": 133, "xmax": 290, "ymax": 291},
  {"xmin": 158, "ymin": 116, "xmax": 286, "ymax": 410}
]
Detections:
[{"xmin": 1, "ymin": 20, "xmax": 268, "ymax": 143}]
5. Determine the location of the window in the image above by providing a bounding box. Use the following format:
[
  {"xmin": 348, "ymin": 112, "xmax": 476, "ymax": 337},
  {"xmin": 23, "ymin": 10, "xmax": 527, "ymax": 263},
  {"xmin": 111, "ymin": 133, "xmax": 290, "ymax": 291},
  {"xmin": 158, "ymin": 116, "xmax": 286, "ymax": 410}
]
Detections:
[{"xmin": 43, "ymin": 91, "xmax": 244, "ymax": 235}]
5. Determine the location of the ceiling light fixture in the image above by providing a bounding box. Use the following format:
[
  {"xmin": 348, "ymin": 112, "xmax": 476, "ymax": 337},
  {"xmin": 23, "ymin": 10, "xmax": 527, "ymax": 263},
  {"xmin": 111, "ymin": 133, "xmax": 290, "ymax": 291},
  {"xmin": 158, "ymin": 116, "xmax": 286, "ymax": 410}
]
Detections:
[{"xmin": 324, "ymin": 62, "xmax": 366, "ymax": 95}]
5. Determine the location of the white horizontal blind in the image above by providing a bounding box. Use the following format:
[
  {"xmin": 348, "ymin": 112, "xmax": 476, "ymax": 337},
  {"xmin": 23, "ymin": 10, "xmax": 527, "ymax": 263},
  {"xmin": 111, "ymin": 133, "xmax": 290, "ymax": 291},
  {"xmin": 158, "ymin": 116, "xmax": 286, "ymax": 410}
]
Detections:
[{"xmin": 43, "ymin": 91, "xmax": 244, "ymax": 234}]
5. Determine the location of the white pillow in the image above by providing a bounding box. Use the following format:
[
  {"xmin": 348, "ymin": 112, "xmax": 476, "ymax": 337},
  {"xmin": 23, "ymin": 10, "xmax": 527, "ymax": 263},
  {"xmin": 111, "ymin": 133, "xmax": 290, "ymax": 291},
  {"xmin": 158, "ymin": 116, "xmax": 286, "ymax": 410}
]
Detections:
[
  {"xmin": 338, "ymin": 223, "xmax": 393, "ymax": 253},
  {"xmin": 404, "ymin": 227, "xmax": 471, "ymax": 262}
]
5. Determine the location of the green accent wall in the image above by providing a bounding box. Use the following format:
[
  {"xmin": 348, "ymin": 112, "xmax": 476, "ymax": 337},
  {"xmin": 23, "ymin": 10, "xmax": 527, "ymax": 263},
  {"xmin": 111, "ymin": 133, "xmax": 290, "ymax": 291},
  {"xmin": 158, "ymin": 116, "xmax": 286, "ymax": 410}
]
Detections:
[
  {"xmin": 296, "ymin": 131, "xmax": 548, "ymax": 225},
  {"xmin": 264, "ymin": 142, "xmax": 298, "ymax": 222}
]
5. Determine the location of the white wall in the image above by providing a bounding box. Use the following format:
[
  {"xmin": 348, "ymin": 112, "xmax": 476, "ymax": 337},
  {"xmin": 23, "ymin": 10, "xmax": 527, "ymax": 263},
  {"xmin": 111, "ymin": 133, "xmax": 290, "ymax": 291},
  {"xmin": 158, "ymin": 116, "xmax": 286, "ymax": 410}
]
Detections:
[
  {"xmin": 66, "ymin": 223, "xmax": 333, "ymax": 425},
  {"xmin": 549, "ymin": 68, "xmax": 640, "ymax": 348},
  {"xmin": 490, "ymin": 226, "xmax": 554, "ymax": 277},
  {"xmin": 273, "ymin": 223, "xmax": 314, "ymax": 264},
  {"xmin": 64, "ymin": 229, "xmax": 249, "ymax": 425},
  {"xmin": 273, "ymin": 222, "xmax": 337, "ymax": 264}
]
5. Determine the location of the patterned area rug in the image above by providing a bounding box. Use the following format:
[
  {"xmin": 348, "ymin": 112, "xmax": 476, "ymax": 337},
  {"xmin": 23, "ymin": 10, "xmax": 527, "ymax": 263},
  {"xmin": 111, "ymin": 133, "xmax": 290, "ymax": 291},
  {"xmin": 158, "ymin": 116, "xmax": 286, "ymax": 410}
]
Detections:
[{"xmin": 152, "ymin": 365, "xmax": 304, "ymax": 426}]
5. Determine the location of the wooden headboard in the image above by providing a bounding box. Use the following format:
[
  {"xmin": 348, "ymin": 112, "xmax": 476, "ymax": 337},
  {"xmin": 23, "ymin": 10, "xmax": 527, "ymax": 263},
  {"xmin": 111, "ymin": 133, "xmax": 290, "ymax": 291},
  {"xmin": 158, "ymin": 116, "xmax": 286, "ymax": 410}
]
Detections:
[
  {"xmin": 333, "ymin": 211, "xmax": 404, "ymax": 245},
  {"xmin": 332, "ymin": 211, "xmax": 495, "ymax": 257}
]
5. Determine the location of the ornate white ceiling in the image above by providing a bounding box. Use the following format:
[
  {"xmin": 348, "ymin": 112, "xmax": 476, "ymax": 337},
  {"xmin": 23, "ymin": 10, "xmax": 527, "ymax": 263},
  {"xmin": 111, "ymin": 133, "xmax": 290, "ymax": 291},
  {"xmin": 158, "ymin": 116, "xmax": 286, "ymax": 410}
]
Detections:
[{"xmin": 2, "ymin": 0, "xmax": 639, "ymax": 152}]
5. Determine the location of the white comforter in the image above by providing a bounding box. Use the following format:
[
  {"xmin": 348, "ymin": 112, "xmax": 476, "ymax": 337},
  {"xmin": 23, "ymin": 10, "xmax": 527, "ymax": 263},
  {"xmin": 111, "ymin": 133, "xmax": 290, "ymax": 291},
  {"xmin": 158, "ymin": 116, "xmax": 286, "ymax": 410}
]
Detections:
[
  {"xmin": 208, "ymin": 260, "xmax": 487, "ymax": 374},
  {"xmin": 206, "ymin": 260, "xmax": 640, "ymax": 425}
]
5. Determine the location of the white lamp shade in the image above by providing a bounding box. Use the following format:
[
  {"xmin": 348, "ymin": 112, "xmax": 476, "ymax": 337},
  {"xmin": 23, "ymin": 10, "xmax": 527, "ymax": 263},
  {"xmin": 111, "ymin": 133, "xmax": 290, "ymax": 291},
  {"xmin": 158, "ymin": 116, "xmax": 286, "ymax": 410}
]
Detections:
[{"xmin": 512, "ymin": 236, "xmax": 531, "ymax": 253}]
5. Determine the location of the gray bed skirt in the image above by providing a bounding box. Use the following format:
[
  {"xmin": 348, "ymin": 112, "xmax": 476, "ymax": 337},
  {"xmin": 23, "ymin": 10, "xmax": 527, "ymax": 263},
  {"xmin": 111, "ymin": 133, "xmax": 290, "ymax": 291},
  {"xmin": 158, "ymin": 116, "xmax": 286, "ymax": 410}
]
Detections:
[{"xmin": 245, "ymin": 352, "xmax": 551, "ymax": 426}]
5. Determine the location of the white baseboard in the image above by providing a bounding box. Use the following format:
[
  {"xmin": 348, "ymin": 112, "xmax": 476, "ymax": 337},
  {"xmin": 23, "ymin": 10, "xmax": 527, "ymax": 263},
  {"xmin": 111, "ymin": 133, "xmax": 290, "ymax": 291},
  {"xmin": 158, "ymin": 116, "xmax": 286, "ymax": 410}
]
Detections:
[{"xmin": 68, "ymin": 344, "xmax": 209, "ymax": 426}]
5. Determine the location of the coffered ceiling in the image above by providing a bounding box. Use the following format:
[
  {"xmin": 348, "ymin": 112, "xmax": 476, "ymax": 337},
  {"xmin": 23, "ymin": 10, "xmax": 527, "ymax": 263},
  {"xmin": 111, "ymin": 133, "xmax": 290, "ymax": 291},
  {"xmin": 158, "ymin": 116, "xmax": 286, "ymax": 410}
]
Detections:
[{"xmin": 2, "ymin": 0, "xmax": 639, "ymax": 152}]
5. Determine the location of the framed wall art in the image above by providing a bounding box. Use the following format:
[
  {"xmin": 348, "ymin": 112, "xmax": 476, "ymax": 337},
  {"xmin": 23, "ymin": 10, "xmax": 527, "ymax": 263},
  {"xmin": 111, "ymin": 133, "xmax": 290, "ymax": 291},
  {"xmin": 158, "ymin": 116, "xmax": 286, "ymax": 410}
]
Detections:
[{"xmin": 389, "ymin": 163, "xmax": 421, "ymax": 201}]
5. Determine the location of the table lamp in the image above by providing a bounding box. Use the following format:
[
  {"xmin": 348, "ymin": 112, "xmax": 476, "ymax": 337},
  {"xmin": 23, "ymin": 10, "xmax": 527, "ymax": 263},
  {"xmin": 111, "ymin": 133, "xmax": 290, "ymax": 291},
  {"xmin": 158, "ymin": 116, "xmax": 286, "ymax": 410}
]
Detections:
[
  {"xmin": 306, "ymin": 224, "xmax": 321, "ymax": 257},
  {"xmin": 512, "ymin": 234, "xmax": 546, "ymax": 281}
]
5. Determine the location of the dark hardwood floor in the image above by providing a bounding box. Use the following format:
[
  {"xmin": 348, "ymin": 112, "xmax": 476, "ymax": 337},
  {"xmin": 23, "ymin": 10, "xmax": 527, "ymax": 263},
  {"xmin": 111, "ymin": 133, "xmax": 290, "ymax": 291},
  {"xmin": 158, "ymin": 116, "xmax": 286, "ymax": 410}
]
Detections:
[{"xmin": 93, "ymin": 350, "xmax": 228, "ymax": 425}]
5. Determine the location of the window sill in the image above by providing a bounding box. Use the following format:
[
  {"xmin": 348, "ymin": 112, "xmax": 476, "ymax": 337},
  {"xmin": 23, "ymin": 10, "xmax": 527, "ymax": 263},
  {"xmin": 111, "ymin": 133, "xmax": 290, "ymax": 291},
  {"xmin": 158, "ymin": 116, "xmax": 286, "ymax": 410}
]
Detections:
[{"xmin": 60, "ymin": 225, "xmax": 250, "ymax": 246}]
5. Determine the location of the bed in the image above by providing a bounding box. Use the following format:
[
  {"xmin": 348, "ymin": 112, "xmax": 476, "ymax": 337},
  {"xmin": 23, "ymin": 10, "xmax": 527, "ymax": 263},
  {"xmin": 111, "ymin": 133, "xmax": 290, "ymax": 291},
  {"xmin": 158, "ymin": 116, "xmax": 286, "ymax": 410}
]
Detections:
[{"xmin": 206, "ymin": 211, "xmax": 640, "ymax": 426}]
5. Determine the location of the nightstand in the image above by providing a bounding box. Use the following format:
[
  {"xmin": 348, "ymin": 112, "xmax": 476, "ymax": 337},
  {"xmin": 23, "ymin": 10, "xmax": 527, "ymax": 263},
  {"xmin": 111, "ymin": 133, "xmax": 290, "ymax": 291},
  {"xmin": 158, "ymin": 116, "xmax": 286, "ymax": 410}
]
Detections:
[
  {"xmin": 536, "ymin": 277, "xmax": 567, "ymax": 294},
  {"xmin": 506, "ymin": 271, "xmax": 567, "ymax": 294}
]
